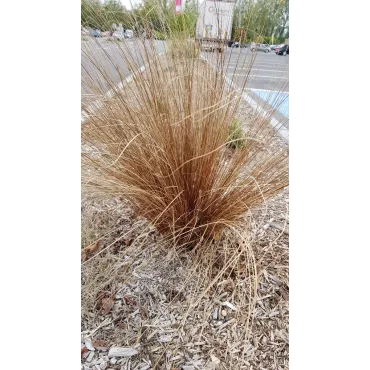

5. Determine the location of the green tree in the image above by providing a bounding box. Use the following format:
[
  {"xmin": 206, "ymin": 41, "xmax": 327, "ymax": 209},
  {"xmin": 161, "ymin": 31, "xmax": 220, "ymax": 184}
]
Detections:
[
  {"xmin": 232, "ymin": 0, "xmax": 289, "ymax": 43},
  {"xmin": 81, "ymin": 0, "xmax": 104, "ymax": 29}
]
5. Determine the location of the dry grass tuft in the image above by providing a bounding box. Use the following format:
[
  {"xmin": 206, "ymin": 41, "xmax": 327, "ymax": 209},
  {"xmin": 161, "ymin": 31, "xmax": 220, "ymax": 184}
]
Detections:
[
  {"xmin": 81, "ymin": 7, "xmax": 289, "ymax": 368},
  {"xmin": 82, "ymin": 36, "xmax": 288, "ymax": 247}
]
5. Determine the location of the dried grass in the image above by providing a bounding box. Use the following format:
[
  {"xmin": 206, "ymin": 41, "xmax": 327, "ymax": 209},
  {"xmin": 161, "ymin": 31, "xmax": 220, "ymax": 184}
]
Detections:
[
  {"xmin": 82, "ymin": 35, "xmax": 288, "ymax": 247},
  {"xmin": 81, "ymin": 187, "xmax": 289, "ymax": 369},
  {"xmin": 81, "ymin": 10, "xmax": 288, "ymax": 369}
]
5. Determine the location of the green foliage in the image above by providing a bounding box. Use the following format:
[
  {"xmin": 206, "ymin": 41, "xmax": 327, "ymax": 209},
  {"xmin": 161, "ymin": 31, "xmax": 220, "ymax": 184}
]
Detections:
[
  {"xmin": 81, "ymin": 0, "xmax": 107, "ymax": 30},
  {"xmin": 81, "ymin": 0, "xmax": 198, "ymax": 36},
  {"xmin": 80, "ymin": 0, "xmax": 288, "ymax": 45},
  {"xmin": 262, "ymin": 35, "xmax": 284, "ymax": 44},
  {"xmin": 228, "ymin": 119, "xmax": 247, "ymax": 149},
  {"xmin": 154, "ymin": 31, "xmax": 165, "ymax": 40},
  {"xmin": 232, "ymin": 0, "xmax": 289, "ymax": 42}
]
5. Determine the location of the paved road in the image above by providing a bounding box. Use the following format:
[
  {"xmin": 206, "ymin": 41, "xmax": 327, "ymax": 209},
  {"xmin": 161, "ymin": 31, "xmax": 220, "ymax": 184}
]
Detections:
[
  {"xmin": 81, "ymin": 38, "xmax": 166, "ymax": 106},
  {"xmin": 82, "ymin": 40, "xmax": 289, "ymax": 123},
  {"xmin": 202, "ymin": 47, "xmax": 289, "ymax": 91},
  {"xmin": 202, "ymin": 47, "xmax": 289, "ymax": 119}
]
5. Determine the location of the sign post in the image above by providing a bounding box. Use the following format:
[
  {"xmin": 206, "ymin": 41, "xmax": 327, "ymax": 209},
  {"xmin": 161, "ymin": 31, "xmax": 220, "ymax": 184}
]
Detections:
[{"xmin": 176, "ymin": 0, "xmax": 186, "ymax": 14}]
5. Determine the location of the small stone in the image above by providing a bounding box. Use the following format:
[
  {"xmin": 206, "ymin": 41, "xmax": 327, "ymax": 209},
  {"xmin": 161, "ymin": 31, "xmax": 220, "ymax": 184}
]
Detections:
[
  {"xmin": 100, "ymin": 362, "xmax": 107, "ymax": 370},
  {"xmin": 110, "ymin": 358, "xmax": 117, "ymax": 365},
  {"xmin": 85, "ymin": 340, "xmax": 95, "ymax": 351},
  {"xmin": 221, "ymin": 309, "xmax": 227, "ymax": 317}
]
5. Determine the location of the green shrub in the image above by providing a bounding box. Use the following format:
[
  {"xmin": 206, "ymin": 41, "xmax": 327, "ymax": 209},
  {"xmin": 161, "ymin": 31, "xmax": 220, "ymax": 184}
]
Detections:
[
  {"xmin": 154, "ymin": 31, "xmax": 165, "ymax": 40},
  {"xmin": 228, "ymin": 119, "xmax": 247, "ymax": 149}
]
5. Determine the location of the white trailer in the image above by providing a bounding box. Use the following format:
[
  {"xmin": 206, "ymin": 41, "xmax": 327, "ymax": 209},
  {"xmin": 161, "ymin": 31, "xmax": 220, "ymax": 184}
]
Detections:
[{"xmin": 196, "ymin": 0, "xmax": 235, "ymax": 52}]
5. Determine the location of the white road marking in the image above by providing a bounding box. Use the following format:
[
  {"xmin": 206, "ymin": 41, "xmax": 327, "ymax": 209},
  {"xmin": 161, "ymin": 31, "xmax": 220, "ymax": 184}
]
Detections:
[
  {"xmin": 226, "ymin": 68, "xmax": 288, "ymax": 73},
  {"xmin": 231, "ymin": 74, "xmax": 289, "ymax": 79},
  {"xmin": 225, "ymin": 62, "xmax": 289, "ymax": 66}
]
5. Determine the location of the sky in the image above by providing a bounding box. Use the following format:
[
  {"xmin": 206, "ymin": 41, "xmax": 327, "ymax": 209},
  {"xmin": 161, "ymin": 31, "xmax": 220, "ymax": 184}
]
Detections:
[{"xmin": 118, "ymin": 0, "xmax": 142, "ymax": 10}]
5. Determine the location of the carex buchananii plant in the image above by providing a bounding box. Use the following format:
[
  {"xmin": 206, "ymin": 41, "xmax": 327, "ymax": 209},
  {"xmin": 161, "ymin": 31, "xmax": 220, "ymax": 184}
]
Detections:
[{"xmin": 81, "ymin": 3, "xmax": 289, "ymax": 247}]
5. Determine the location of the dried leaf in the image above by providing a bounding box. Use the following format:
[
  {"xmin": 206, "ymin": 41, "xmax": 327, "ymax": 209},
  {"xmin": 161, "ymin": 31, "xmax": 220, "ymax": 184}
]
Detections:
[
  {"xmin": 124, "ymin": 238, "xmax": 133, "ymax": 246},
  {"xmin": 83, "ymin": 239, "xmax": 102, "ymax": 257},
  {"xmin": 93, "ymin": 339, "xmax": 109, "ymax": 347},
  {"xmin": 140, "ymin": 306, "xmax": 148, "ymax": 319},
  {"xmin": 123, "ymin": 295, "xmax": 137, "ymax": 306},
  {"xmin": 101, "ymin": 297, "xmax": 114, "ymax": 314},
  {"xmin": 94, "ymin": 291, "xmax": 107, "ymax": 310},
  {"xmin": 81, "ymin": 347, "xmax": 88, "ymax": 357}
]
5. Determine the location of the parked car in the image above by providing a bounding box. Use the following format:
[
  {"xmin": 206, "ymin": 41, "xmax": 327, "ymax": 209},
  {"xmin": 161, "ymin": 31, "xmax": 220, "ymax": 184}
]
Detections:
[
  {"xmin": 275, "ymin": 44, "xmax": 289, "ymax": 55},
  {"xmin": 227, "ymin": 40, "xmax": 239, "ymax": 47},
  {"xmin": 125, "ymin": 29, "xmax": 134, "ymax": 38},
  {"xmin": 112, "ymin": 31, "xmax": 125, "ymax": 40},
  {"xmin": 251, "ymin": 43, "xmax": 271, "ymax": 53},
  {"xmin": 270, "ymin": 44, "xmax": 277, "ymax": 50},
  {"xmin": 93, "ymin": 29, "xmax": 102, "ymax": 37},
  {"xmin": 240, "ymin": 43, "xmax": 249, "ymax": 48}
]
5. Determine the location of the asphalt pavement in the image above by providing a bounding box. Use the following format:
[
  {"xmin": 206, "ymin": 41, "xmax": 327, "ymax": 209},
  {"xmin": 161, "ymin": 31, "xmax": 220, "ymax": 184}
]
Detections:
[
  {"xmin": 202, "ymin": 47, "xmax": 289, "ymax": 121},
  {"xmin": 223, "ymin": 47, "xmax": 289, "ymax": 92},
  {"xmin": 82, "ymin": 40, "xmax": 289, "ymax": 126},
  {"xmin": 81, "ymin": 38, "xmax": 166, "ymax": 105}
]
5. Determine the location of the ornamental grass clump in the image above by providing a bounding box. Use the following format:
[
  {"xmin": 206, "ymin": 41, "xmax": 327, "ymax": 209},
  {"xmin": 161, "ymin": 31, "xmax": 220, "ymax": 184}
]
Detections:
[{"xmin": 81, "ymin": 9, "xmax": 288, "ymax": 247}]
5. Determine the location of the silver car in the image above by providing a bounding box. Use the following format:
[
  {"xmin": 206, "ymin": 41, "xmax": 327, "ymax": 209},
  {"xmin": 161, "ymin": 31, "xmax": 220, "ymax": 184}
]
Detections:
[
  {"xmin": 112, "ymin": 31, "xmax": 125, "ymax": 40},
  {"xmin": 250, "ymin": 43, "xmax": 271, "ymax": 53}
]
